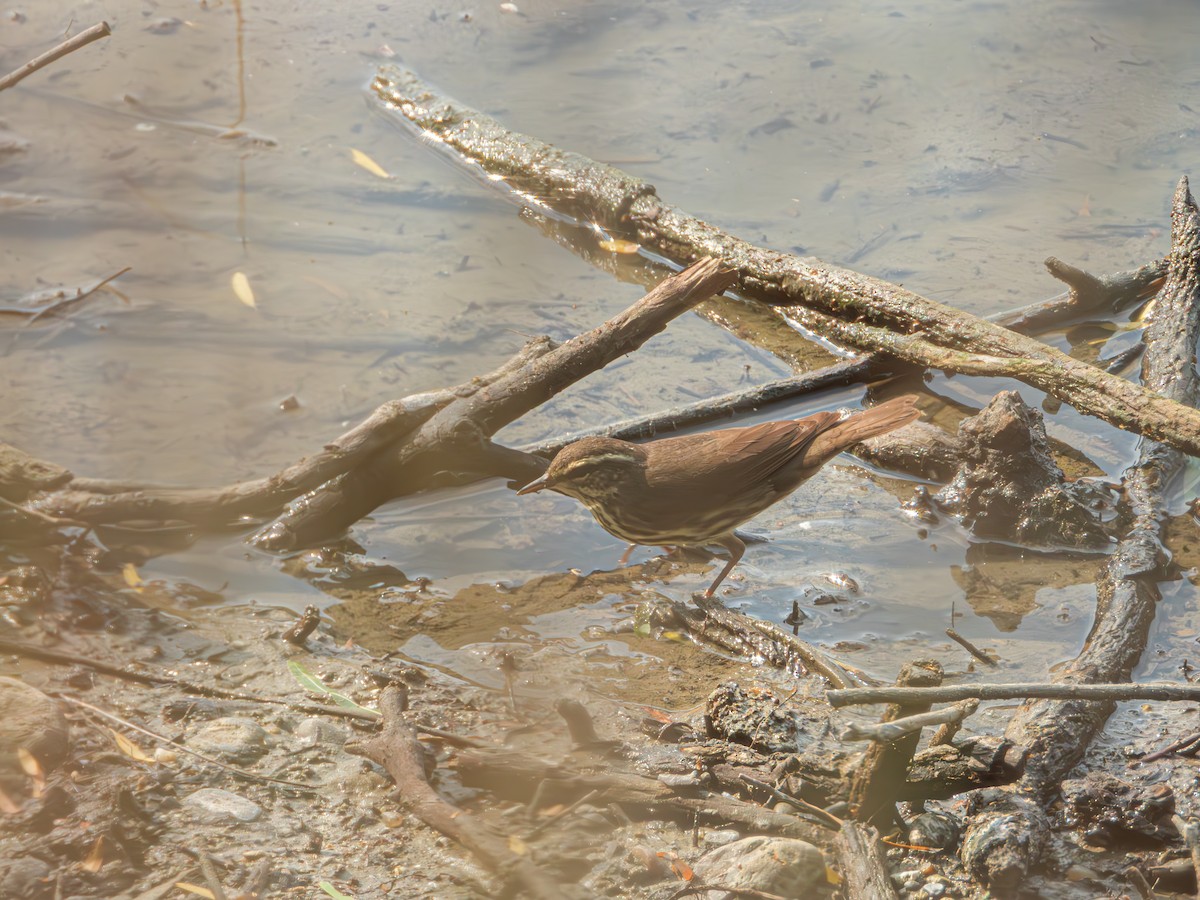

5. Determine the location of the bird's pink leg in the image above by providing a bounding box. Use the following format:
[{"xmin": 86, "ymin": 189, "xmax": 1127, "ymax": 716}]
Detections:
[
  {"xmin": 703, "ymin": 534, "xmax": 747, "ymax": 598},
  {"xmin": 618, "ymin": 544, "xmax": 637, "ymax": 566}
]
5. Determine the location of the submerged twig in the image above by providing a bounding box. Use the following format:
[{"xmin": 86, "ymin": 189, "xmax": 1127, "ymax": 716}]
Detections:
[
  {"xmin": 23, "ymin": 266, "xmax": 131, "ymax": 324},
  {"xmin": 945, "ymin": 628, "xmax": 999, "ymax": 667},
  {"xmin": 0, "ymin": 21, "xmax": 112, "ymax": 92}
]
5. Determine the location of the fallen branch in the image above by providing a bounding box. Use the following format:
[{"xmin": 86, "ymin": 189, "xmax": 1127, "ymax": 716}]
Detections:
[
  {"xmin": 251, "ymin": 258, "xmax": 736, "ymax": 549},
  {"xmin": 0, "ymin": 21, "xmax": 112, "ymax": 92},
  {"xmin": 828, "ymin": 680, "xmax": 1200, "ymax": 708},
  {"xmin": 841, "ymin": 700, "xmax": 979, "ymax": 743},
  {"xmin": 372, "ymin": 64, "xmax": 1200, "ymax": 457},
  {"xmin": 356, "ymin": 685, "xmax": 574, "ymax": 900},
  {"xmin": 454, "ymin": 747, "xmax": 833, "ymax": 845},
  {"xmin": 654, "ymin": 594, "xmax": 874, "ymax": 689},
  {"xmin": 961, "ymin": 175, "xmax": 1200, "ymax": 891},
  {"xmin": 835, "ymin": 822, "xmax": 900, "ymax": 900}
]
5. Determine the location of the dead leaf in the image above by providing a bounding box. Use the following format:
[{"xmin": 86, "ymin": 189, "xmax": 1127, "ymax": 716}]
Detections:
[
  {"xmin": 350, "ymin": 148, "xmax": 391, "ymax": 180},
  {"xmin": 0, "ymin": 785, "xmax": 21, "ymax": 815},
  {"xmin": 598, "ymin": 238, "xmax": 640, "ymax": 254},
  {"xmin": 17, "ymin": 748, "xmax": 44, "ymax": 797},
  {"xmin": 122, "ymin": 562, "xmax": 144, "ymax": 592},
  {"xmin": 175, "ymin": 883, "xmax": 216, "ymax": 899},
  {"xmin": 81, "ymin": 836, "xmax": 105, "ymax": 873},
  {"xmin": 231, "ymin": 271, "xmax": 256, "ymax": 308},
  {"xmin": 110, "ymin": 729, "xmax": 155, "ymax": 763}
]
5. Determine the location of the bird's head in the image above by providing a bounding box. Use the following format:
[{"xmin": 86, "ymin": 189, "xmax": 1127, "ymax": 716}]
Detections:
[{"xmin": 517, "ymin": 437, "xmax": 644, "ymax": 503}]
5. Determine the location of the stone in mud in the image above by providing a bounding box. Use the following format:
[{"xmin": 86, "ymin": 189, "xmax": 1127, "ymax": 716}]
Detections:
[
  {"xmin": 188, "ymin": 716, "xmax": 271, "ymax": 763},
  {"xmin": 933, "ymin": 391, "xmax": 1111, "ymax": 549},
  {"xmin": 0, "ymin": 676, "xmax": 69, "ymax": 791},
  {"xmin": 691, "ymin": 835, "xmax": 824, "ymax": 899},
  {"xmin": 182, "ymin": 787, "xmax": 263, "ymax": 822},
  {"xmin": 705, "ymin": 682, "xmax": 798, "ymax": 754}
]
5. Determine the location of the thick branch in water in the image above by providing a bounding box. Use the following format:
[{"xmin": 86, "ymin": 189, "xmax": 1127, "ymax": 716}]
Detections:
[
  {"xmin": 960, "ymin": 177, "xmax": 1200, "ymax": 890},
  {"xmin": 371, "ymin": 64, "xmax": 1200, "ymax": 457}
]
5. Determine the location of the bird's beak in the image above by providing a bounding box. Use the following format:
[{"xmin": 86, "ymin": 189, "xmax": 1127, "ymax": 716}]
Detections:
[{"xmin": 517, "ymin": 472, "xmax": 551, "ymax": 495}]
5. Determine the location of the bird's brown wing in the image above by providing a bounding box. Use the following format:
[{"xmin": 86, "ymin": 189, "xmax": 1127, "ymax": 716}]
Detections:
[{"xmin": 643, "ymin": 413, "xmax": 841, "ymax": 504}]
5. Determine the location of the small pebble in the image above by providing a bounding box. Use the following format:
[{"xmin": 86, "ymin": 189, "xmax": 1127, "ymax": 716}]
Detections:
[
  {"xmin": 183, "ymin": 788, "xmax": 262, "ymax": 822},
  {"xmin": 701, "ymin": 829, "xmax": 741, "ymax": 847},
  {"xmin": 190, "ymin": 717, "xmax": 270, "ymax": 763},
  {"xmin": 658, "ymin": 772, "xmax": 700, "ymax": 788}
]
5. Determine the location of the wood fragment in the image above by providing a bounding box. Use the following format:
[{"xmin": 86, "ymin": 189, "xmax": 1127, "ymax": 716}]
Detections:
[
  {"xmin": 281, "ymin": 605, "xmax": 321, "ymax": 646},
  {"xmin": 847, "ymin": 659, "xmax": 943, "ymax": 827},
  {"xmin": 835, "ymin": 821, "xmax": 900, "ymax": 900},
  {"xmin": 841, "ymin": 700, "xmax": 978, "ymax": 743}
]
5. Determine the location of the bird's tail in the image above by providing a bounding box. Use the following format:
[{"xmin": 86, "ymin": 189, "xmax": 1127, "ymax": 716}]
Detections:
[{"xmin": 807, "ymin": 395, "xmax": 921, "ymax": 461}]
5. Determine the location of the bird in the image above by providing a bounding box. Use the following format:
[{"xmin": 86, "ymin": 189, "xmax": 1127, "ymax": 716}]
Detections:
[{"xmin": 518, "ymin": 395, "xmax": 920, "ymax": 597}]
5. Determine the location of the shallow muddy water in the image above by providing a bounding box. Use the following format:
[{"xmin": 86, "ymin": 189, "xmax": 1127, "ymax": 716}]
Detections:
[{"xmin": 3, "ymin": 0, "xmax": 1199, "ymax": 689}]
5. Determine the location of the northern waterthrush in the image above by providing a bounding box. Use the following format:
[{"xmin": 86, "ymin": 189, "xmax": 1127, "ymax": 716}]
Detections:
[{"xmin": 518, "ymin": 395, "xmax": 920, "ymax": 597}]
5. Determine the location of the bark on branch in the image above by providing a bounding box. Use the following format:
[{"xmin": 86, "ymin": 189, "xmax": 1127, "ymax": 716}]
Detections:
[
  {"xmin": 25, "ymin": 260, "xmax": 735, "ymax": 546},
  {"xmin": 371, "ymin": 64, "xmax": 1200, "ymax": 457},
  {"xmin": 961, "ymin": 176, "xmax": 1200, "ymax": 890}
]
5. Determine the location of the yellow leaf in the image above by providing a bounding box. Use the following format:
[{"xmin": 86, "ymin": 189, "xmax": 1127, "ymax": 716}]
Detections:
[
  {"xmin": 17, "ymin": 748, "xmax": 44, "ymax": 798},
  {"xmin": 175, "ymin": 883, "xmax": 216, "ymax": 898},
  {"xmin": 110, "ymin": 729, "xmax": 154, "ymax": 763},
  {"xmin": 508, "ymin": 834, "xmax": 529, "ymax": 856},
  {"xmin": 122, "ymin": 563, "xmax": 144, "ymax": 591},
  {"xmin": 826, "ymin": 864, "xmax": 843, "ymax": 885},
  {"xmin": 231, "ymin": 271, "xmax": 256, "ymax": 308},
  {"xmin": 350, "ymin": 148, "xmax": 391, "ymax": 180},
  {"xmin": 598, "ymin": 238, "xmax": 641, "ymax": 254},
  {"xmin": 16, "ymin": 747, "xmax": 42, "ymax": 779},
  {"xmin": 81, "ymin": 836, "xmax": 105, "ymax": 873}
]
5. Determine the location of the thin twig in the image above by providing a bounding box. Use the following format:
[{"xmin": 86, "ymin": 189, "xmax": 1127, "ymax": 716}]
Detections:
[
  {"xmin": 524, "ymin": 357, "xmax": 882, "ymax": 455},
  {"xmin": 524, "ymin": 788, "xmax": 602, "ymax": 842},
  {"xmin": 26, "ymin": 266, "xmax": 131, "ymax": 324},
  {"xmin": 1139, "ymin": 730, "xmax": 1200, "ymax": 763},
  {"xmin": 737, "ymin": 773, "xmax": 842, "ymax": 828},
  {"xmin": 945, "ymin": 628, "xmax": 998, "ymax": 667},
  {"xmin": 828, "ymin": 681, "xmax": 1200, "ymax": 708},
  {"xmin": 195, "ymin": 852, "xmax": 229, "ymax": 900},
  {"xmin": 841, "ymin": 700, "xmax": 979, "ymax": 743},
  {"xmin": 0, "ymin": 21, "xmax": 112, "ymax": 92},
  {"xmin": 0, "ymin": 638, "xmax": 377, "ymax": 722}
]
